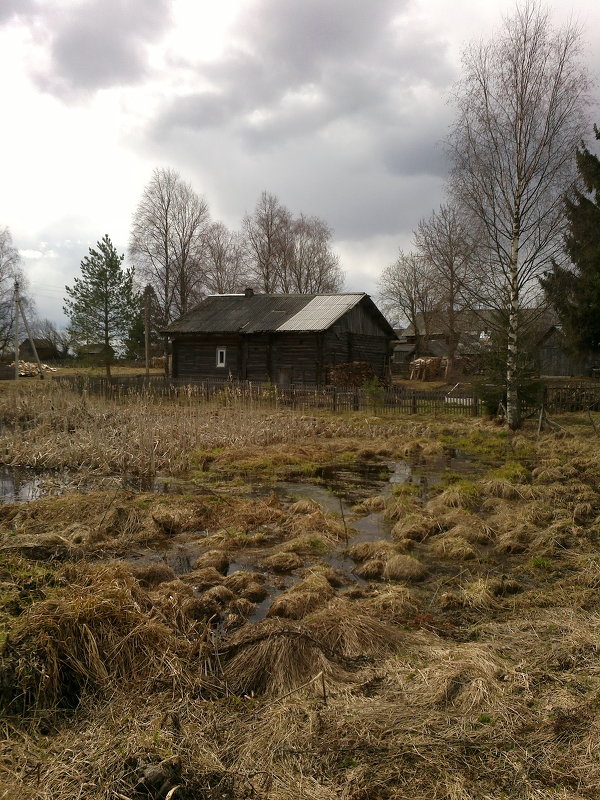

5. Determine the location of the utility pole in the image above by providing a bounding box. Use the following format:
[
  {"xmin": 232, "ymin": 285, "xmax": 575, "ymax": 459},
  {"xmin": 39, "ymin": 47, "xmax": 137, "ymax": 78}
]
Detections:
[
  {"xmin": 18, "ymin": 296, "xmax": 45, "ymax": 380},
  {"xmin": 143, "ymin": 284, "xmax": 152, "ymax": 380},
  {"xmin": 13, "ymin": 280, "xmax": 19, "ymax": 381}
]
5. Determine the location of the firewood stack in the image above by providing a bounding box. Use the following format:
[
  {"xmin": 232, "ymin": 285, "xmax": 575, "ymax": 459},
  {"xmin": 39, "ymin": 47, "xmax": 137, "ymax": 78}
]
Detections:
[{"xmin": 8, "ymin": 361, "xmax": 58, "ymax": 376}]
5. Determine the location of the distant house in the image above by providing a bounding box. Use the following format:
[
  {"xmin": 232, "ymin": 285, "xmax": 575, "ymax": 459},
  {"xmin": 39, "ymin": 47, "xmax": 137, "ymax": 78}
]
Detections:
[
  {"xmin": 537, "ymin": 326, "xmax": 600, "ymax": 377},
  {"xmin": 19, "ymin": 338, "xmax": 59, "ymax": 362},
  {"xmin": 394, "ymin": 308, "xmax": 600, "ymax": 378},
  {"xmin": 77, "ymin": 343, "xmax": 115, "ymax": 364},
  {"xmin": 162, "ymin": 291, "xmax": 397, "ymax": 386}
]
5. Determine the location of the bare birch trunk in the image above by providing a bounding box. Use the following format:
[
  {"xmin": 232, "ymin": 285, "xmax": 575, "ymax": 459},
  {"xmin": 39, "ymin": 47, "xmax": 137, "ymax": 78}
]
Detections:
[{"xmin": 506, "ymin": 219, "xmax": 520, "ymax": 429}]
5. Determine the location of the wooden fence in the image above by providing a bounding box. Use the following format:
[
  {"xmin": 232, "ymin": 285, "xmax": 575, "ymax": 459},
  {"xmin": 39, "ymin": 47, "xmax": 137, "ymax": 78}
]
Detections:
[
  {"xmin": 52, "ymin": 375, "xmax": 481, "ymax": 416},
  {"xmin": 51, "ymin": 376, "xmax": 600, "ymax": 416}
]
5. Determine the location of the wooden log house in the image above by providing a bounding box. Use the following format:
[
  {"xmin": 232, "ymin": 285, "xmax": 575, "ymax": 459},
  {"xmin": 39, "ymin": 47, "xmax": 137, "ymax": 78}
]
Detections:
[{"xmin": 162, "ymin": 290, "xmax": 397, "ymax": 386}]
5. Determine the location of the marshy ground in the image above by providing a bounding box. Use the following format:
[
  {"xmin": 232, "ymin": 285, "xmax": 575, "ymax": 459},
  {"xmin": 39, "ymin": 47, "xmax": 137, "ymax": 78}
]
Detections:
[{"xmin": 1, "ymin": 382, "xmax": 600, "ymax": 799}]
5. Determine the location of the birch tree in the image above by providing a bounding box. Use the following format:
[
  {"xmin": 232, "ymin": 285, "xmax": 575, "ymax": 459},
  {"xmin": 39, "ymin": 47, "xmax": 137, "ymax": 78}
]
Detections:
[
  {"xmin": 242, "ymin": 191, "xmax": 292, "ymax": 293},
  {"xmin": 284, "ymin": 215, "xmax": 344, "ymax": 293},
  {"xmin": 0, "ymin": 227, "xmax": 23, "ymax": 354},
  {"xmin": 130, "ymin": 168, "xmax": 210, "ymax": 324},
  {"xmin": 242, "ymin": 192, "xmax": 344, "ymax": 293},
  {"xmin": 448, "ymin": 1, "xmax": 589, "ymax": 428}
]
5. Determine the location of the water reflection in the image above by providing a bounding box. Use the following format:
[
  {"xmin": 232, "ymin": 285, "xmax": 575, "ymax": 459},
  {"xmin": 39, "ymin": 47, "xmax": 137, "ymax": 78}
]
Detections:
[{"xmin": 0, "ymin": 467, "xmax": 42, "ymax": 503}]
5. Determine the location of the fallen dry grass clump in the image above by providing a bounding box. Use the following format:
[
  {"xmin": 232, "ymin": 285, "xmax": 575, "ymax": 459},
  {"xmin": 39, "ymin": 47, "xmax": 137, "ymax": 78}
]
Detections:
[{"xmin": 0, "ymin": 563, "xmax": 200, "ymax": 714}]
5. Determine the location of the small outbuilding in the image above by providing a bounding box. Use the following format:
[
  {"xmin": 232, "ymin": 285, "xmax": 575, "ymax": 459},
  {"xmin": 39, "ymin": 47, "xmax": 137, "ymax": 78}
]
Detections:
[
  {"xmin": 163, "ymin": 291, "xmax": 397, "ymax": 386},
  {"xmin": 19, "ymin": 338, "xmax": 60, "ymax": 362},
  {"xmin": 76, "ymin": 343, "xmax": 115, "ymax": 365}
]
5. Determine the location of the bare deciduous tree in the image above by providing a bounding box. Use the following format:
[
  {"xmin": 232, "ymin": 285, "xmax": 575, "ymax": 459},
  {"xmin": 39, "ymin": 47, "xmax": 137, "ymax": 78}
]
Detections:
[
  {"xmin": 284, "ymin": 215, "xmax": 344, "ymax": 293},
  {"xmin": 130, "ymin": 168, "xmax": 210, "ymax": 324},
  {"xmin": 33, "ymin": 318, "xmax": 74, "ymax": 358},
  {"xmin": 414, "ymin": 205, "xmax": 480, "ymax": 375},
  {"xmin": 242, "ymin": 192, "xmax": 345, "ymax": 294},
  {"xmin": 377, "ymin": 250, "xmax": 438, "ymax": 351},
  {"xmin": 0, "ymin": 226, "xmax": 27, "ymax": 355},
  {"xmin": 448, "ymin": 0, "xmax": 590, "ymax": 427},
  {"xmin": 242, "ymin": 191, "xmax": 292, "ymax": 293},
  {"xmin": 202, "ymin": 222, "xmax": 248, "ymax": 294}
]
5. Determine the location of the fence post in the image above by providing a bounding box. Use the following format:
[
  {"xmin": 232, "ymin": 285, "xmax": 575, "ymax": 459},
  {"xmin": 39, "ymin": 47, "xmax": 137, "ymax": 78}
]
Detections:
[
  {"xmin": 411, "ymin": 391, "xmax": 417, "ymax": 414},
  {"xmin": 332, "ymin": 387, "xmax": 337, "ymax": 412},
  {"xmin": 471, "ymin": 395, "xmax": 478, "ymax": 417}
]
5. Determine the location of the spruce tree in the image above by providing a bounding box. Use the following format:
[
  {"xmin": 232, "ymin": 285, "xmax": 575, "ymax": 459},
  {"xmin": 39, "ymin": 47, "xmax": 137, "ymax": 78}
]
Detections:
[
  {"xmin": 64, "ymin": 235, "xmax": 136, "ymax": 378},
  {"xmin": 542, "ymin": 127, "xmax": 600, "ymax": 356}
]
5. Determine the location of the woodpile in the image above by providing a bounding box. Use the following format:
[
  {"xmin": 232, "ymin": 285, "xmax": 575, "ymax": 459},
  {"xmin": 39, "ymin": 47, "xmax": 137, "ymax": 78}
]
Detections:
[
  {"xmin": 329, "ymin": 361, "xmax": 376, "ymax": 387},
  {"xmin": 8, "ymin": 360, "xmax": 58, "ymax": 376},
  {"xmin": 409, "ymin": 357, "xmax": 446, "ymax": 381},
  {"xmin": 151, "ymin": 356, "xmax": 166, "ymax": 369}
]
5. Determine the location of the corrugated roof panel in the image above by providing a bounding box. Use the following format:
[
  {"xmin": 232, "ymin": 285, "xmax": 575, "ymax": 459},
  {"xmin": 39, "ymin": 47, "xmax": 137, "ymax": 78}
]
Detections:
[{"xmin": 276, "ymin": 294, "xmax": 364, "ymax": 331}]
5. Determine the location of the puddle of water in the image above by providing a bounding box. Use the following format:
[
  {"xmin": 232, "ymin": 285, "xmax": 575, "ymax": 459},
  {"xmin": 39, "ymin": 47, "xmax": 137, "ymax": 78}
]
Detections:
[
  {"xmin": 0, "ymin": 467, "xmax": 43, "ymax": 503},
  {"xmin": 1, "ymin": 452, "xmax": 486, "ymax": 624},
  {"xmin": 0, "ymin": 468, "xmax": 204, "ymax": 505},
  {"xmin": 122, "ymin": 540, "xmax": 205, "ymax": 574},
  {"xmin": 350, "ymin": 512, "xmax": 389, "ymax": 542}
]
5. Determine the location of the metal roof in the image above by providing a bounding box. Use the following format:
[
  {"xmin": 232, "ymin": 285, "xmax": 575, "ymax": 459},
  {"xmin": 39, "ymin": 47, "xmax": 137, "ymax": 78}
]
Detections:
[
  {"xmin": 275, "ymin": 294, "xmax": 363, "ymax": 331},
  {"xmin": 162, "ymin": 293, "xmax": 396, "ymax": 336}
]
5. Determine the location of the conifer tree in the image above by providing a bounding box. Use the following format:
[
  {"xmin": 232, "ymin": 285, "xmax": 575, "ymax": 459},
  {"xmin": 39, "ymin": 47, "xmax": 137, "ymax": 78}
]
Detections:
[
  {"xmin": 64, "ymin": 235, "xmax": 136, "ymax": 378},
  {"xmin": 542, "ymin": 126, "xmax": 600, "ymax": 355}
]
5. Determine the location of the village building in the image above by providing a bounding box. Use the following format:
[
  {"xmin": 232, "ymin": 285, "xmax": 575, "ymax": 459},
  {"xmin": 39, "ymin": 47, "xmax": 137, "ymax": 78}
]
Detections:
[
  {"xmin": 76, "ymin": 343, "xmax": 115, "ymax": 364},
  {"xmin": 392, "ymin": 307, "xmax": 600, "ymax": 378},
  {"xmin": 19, "ymin": 338, "xmax": 60, "ymax": 362},
  {"xmin": 162, "ymin": 291, "xmax": 397, "ymax": 386}
]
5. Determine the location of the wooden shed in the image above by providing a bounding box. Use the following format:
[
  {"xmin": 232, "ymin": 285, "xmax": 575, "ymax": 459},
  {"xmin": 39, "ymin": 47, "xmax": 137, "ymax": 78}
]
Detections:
[
  {"xmin": 163, "ymin": 291, "xmax": 397, "ymax": 386},
  {"xmin": 19, "ymin": 338, "xmax": 59, "ymax": 362}
]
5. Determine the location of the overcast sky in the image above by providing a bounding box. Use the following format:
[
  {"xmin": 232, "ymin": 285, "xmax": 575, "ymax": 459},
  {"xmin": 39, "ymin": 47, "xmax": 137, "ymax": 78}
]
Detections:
[{"xmin": 1, "ymin": 0, "xmax": 599, "ymax": 325}]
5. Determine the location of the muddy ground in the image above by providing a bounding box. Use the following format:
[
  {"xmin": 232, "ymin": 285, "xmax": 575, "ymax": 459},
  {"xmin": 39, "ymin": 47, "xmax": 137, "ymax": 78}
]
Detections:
[{"xmin": 2, "ymin": 400, "xmax": 600, "ymax": 799}]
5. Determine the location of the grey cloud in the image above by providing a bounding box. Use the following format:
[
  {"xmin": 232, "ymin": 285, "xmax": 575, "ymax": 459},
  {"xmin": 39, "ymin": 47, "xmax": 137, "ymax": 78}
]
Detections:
[
  {"xmin": 34, "ymin": 0, "xmax": 172, "ymax": 97},
  {"xmin": 154, "ymin": 0, "xmax": 454, "ymax": 157},
  {"xmin": 0, "ymin": 0, "xmax": 36, "ymax": 24},
  {"xmin": 142, "ymin": 0, "xmax": 458, "ymax": 258}
]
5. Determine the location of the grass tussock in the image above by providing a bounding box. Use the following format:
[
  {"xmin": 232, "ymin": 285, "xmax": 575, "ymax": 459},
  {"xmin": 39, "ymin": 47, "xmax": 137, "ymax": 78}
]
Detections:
[
  {"xmin": 391, "ymin": 512, "xmax": 440, "ymax": 541},
  {"xmin": 428, "ymin": 533, "xmax": 478, "ymax": 561},
  {"xmin": 0, "ymin": 564, "xmax": 198, "ymax": 713},
  {"xmin": 352, "ymin": 495, "xmax": 386, "ymax": 514},
  {"xmin": 304, "ymin": 599, "xmax": 403, "ymax": 658},
  {"xmin": 268, "ymin": 572, "xmax": 335, "ymax": 619},
  {"xmin": 347, "ymin": 539, "xmax": 394, "ymax": 562},
  {"xmin": 383, "ymin": 554, "xmax": 428, "ymax": 582},
  {"xmin": 219, "ymin": 617, "xmax": 351, "ymax": 695}
]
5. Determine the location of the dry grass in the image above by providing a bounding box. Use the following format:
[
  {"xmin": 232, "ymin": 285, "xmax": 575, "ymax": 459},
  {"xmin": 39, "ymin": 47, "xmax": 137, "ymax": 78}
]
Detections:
[
  {"xmin": 391, "ymin": 512, "xmax": 440, "ymax": 541},
  {"xmin": 383, "ymin": 553, "xmax": 429, "ymax": 581},
  {"xmin": 428, "ymin": 533, "xmax": 478, "ymax": 560},
  {"xmin": 268, "ymin": 572, "xmax": 335, "ymax": 619},
  {"xmin": 347, "ymin": 539, "xmax": 394, "ymax": 562},
  {"xmin": 219, "ymin": 618, "xmax": 352, "ymax": 695},
  {"xmin": 5, "ymin": 402, "xmax": 600, "ymax": 798},
  {"xmin": 262, "ymin": 551, "xmax": 304, "ymax": 572},
  {"xmin": 0, "ymin": 563, "xmax": 200, "ymax": 713}
]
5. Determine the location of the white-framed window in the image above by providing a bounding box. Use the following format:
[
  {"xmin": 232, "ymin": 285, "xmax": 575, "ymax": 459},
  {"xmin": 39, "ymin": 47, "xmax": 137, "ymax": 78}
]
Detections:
[{"xmin": 216, "ymin": 347, "xmax": 226, "ymax": 367}]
